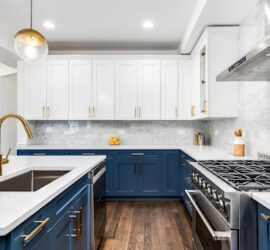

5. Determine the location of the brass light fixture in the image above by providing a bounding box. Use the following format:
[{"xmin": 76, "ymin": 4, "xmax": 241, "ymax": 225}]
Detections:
[{"xmin": 14, "ymin": 0, "xmax": 48, "ymax": 61}]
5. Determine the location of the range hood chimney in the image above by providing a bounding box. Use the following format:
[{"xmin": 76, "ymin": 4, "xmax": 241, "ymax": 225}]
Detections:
[{"xmin": 217, "ymin": 0, "xmax": 270, "ymax": 81}]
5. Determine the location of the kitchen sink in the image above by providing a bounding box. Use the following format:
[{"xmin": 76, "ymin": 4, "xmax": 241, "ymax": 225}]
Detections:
[{"xmin": 0, "ymin": 170, "xmax": 70, "ymax": 192}]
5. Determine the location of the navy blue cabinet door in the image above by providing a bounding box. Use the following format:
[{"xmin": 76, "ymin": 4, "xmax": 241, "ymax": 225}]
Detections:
[
  {"xmin": 164, "ymin": 151, "xmax": 180, "ymax": 196},
  {"xmin": 31, "ymin": 233, "xmax": 49, "ymax": 250},
  {"xmin": 114, "ymin": 158, "xmax": 137, "ymax": 196},
  {"xmin": 138, "ymin": 158, "xmax": 163, "ymax": 196},
  {"xmin": 258, "ymin": 204, "xmax": 270, "ymax": 250},
  {"xmin": 49, "ymin": 210, "xmax": 72, "ymax": 250},
  {"xmin": 105, "ymin": 159, "xmax": 114, "ymax": 196}
]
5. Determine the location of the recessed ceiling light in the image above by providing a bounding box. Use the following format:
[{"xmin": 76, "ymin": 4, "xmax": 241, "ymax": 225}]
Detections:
[
  {"xmin": 142, "ymin": 20, "xmax": 154, "ymax": 29},
  {"xmin": 43, "ymin": 21, "xmax": 55, "ymax": 29}
]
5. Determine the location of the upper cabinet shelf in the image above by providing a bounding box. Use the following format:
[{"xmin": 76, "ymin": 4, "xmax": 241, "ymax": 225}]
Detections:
[{"xmin": 18, "ymin": 28, "xmax": 239, "ymax": 121}]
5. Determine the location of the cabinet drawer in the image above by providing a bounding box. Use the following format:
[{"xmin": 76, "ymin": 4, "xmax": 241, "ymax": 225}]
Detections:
[
  {"xmin": 53, "ymin": 177, "xmax": 88, "ymax": 220},
  {"xmin": 116, "ymin": 150, "xmax": 162, "ymax": 159},
  {"xmin": 17, "ymin": 150, "xmax": 67, "ymax": 156},
  {"xmin": 66, "ymin": 150, "xmax": 109, "ymax": 157},
  {"xmin": 9, "ymin": 206, "xmax": 52, "ymax": 250}
]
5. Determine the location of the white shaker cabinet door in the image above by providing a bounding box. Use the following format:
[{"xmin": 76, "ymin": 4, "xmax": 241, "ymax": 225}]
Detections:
[
  {"xmin": 69, "ymin": 60, "xmax": 92, "ymax": 120},
  {"xmin": 138, "ymin": 60, "xmax": 161, "ymax": 120},
  {"xmin": 161, "ymin": 60, "xmax": 178, "ymax": 120},
  {"xmin": 191, "ymin": 52, "xmax": 201, "ymax": 119},
  {"xmin": 92, "ymin": 60, "xmax": 115, "ymax": 120},
  {"xmin": 24, "ymin": 62, "xmax": 47, "ymax": 120},
  {"xmin": 46, "ymin": 60, "xmax": 69, "ymax": 120},
  {"xmin": 115, "ymin": 60, "xmax": 138, "ymax": 120}
]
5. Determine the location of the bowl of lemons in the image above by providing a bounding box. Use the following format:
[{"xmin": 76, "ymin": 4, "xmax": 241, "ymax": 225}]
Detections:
[{"xmin": 109, "ymin": 136, "xmax": 120, "ymax": 145}]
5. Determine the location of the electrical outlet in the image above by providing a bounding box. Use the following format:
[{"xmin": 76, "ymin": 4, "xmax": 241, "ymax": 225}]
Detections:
[
  {"xmin": 258, "ymin": 152, "xmax": 270, "ymax": 161},
  {"xmin": 118, "ymin": 130, "xmax": 125, "ymax": 135},
  {"xmin": 177, "ymin": 129, "xmax": 186, "ymax": 135},
  {"xmin": 214, "ymin": 130, "xmax": 219, "ymax": 136}
]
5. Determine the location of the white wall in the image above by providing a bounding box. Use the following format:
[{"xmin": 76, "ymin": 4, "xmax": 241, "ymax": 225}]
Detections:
[{"xmin": 0, "ymin": 74, "xmax": 17, "ymax": 154}]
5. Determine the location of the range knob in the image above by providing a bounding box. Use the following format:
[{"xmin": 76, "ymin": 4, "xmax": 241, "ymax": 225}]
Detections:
[
  {"xmin": 207, "ymin": 185, "xmax": 212, "ymax": 194},
  {"xmin": 202, "ymin": 181, "xmax": 207, "ymax": 189},
  {"xmin": 198, "ymin": 178, "xmax": 204, "ymax": 187},
  {"xmin": 212, "ymin": 190, "xmax": 219, "ymax": 201}
]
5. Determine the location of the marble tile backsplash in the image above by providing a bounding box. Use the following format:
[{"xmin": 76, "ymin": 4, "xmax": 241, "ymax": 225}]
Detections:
[
  {"xmin": 208, "ymin": 0, "xmax": 270, "ymax": 156},
  {"xmin": 27, "ymin": 120, "xmax": 209, "ymax": 146}
]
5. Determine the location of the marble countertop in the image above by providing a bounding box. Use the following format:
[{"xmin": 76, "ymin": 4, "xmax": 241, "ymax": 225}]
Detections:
[
  {"xmin": 0, "ymin": 155, "xmax": 106, "ymax": 236},
  {"xmin": 16, "ymin": 144, "xmax": 256, "ymax": 161}
]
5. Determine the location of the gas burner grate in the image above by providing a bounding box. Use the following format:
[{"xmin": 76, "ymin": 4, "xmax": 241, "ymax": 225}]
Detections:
[{"xmin": 198, "ymin": 160, "xmax": 270, "ymax": 191}]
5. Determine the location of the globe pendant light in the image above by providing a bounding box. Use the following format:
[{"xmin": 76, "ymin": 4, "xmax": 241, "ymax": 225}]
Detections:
[{"xmin": 14, "ymin": 0, "xmax": 48, "ymax": 62}]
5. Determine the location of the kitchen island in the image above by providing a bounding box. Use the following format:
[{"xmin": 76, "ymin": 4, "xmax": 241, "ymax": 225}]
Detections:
[{"xmin": 0, "ymin": 155, "xmax": 105, "ymax": 250}]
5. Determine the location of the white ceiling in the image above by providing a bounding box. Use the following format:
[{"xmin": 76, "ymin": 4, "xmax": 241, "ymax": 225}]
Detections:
[
  {"xmin": 0, "ymin": 0, "xmax": 197, "ymax": 51},
  {"xmin": 0, "ymin": 0, "xmax": 260, "ymax": 52}
]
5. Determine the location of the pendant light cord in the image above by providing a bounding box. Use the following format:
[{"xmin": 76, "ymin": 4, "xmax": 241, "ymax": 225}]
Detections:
[{"xmin": 30, "ymin": 0, "xmax": 32, "ymax": 29}]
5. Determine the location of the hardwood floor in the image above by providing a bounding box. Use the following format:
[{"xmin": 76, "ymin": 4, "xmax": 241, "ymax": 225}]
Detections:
[{"xmin": 99, "ymin": 201, "xmax": 193, "ymax": 250}]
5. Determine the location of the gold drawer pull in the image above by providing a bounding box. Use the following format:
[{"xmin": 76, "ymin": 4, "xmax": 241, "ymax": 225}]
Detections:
[
  {"xmin": 33, "ymin": 153, "xmax": 46, "ymax": 156},
  {"xmin": 132, "ymin": 153, "xmax": 144, "ymax": 156},
  {"xmin": 88, "ymin": 106, "xmax": 91, "ymax": 118},
  {"xmin": 46, "ymin": 106, "xmax": 50, "ymax": 118},
  {"xmin": 42, "ymin": 106, "xmax": 45, "ymax": 118},
  {"xmin": 175, "ymin": 106, "xmax": 178, "ymax": 118},
  {"xmin": 82, "ymin": 153, "xmax": 95, "ymax": 156},
  {"xmin": 134, "ymin": 107, "xmax": 137, "ymax": 118},
  {"xmin": 22, "ymin": 218, "xmax": 50, "ymax": 243},
  {"xmin": 261, "ymin": 213, "xmax": 270, "ymax": 221},
  {"xmin": 191, "ymin": 105, "xmax": 195, "ymax": 117}
]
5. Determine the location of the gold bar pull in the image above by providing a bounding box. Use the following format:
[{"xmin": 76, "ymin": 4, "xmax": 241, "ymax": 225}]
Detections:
[
  {"xmin": 175, "ymin": 106, "xmax": 178, "ymax": 118},
  {"xmin": 46, "ymin": 106, "xmax": 50, "ymax": 118},
  {"xmin": 92, "ymin": 106, "xmax": 95, "ymax": 118},
  {"xmin": 82, "ymin": 153, "xmax": 95, "ymax": 156},
  {"xmin": 22, "ymin": 218, "xmax": 50, "ymax": 243},
  {"xmin": 88, "ymin": 106, "xmax": 91, "ymax": 118},
  {"xmin": 134, "ymin": 107, "xmax": 136, "ymax": 119},
  {"xmin": 261, "ymin": 213, "xmax": 270, "ymax": 221},
  {"xmin": 201, "ymin": 99, "xmax": 207, "ymax": 114},
  {"xmin": 42, "ymin": 106, "xmax": 45, "ymax": 118},
  {"xmin": 139, "ymin": 106, "xmax": 141, "ymax": 118},
  {"xmin": 191, "ymin": 105, "xmax": 195, "ymax": 117},
  {"xmin": 33, "ymin": 153, "xmax": 46, "ymax": 156}
]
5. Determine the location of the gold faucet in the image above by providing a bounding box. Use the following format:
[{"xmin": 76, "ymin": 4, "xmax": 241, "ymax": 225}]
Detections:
[{"xmin": 0, "ymin": 113, "xmax": 33, "ymax": 176}]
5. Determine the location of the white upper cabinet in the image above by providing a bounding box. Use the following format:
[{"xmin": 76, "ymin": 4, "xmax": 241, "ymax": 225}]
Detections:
[
  {"xmin": 115, "ymin": 60, "xmax": 138, "ymax": 120},
  {"xmin": 190, "ymin": 27, "xmax": 239, "ymax": 119},
  {"xmin": 92, "ymin": 60, "xmax": 115, "ymax": 120},
  {"xmin": 69, "ymin": 60, "xmax": 92, "ymax": 120},
  {"xmin": 24, "ymin": 62, "xmax": 46, "ymax": 120},
  {"xmin": 161, "ymin": 60, "xmax": 178, "ymax": 120},
  {"xmin": 46, "ymin": 60, "xmax": 69, "ymax": 120},
  {"xmin": 178, "ymin": 59, "xmax": 192, "ymax": 120},
  {"xmin": 138, "ymin": 60, "xmax": 161, "ymax": 120}
]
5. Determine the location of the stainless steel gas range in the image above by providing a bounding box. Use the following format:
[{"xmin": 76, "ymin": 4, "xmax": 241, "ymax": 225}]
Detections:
[{"xmin": 186, "ymin": 160, "xmax": 270, "ymax": 250}]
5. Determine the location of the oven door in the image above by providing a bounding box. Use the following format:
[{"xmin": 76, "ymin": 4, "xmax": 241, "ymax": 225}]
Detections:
[{"xmin": 186, "ymin": 190, "xmax": 238, "ymax": 250}]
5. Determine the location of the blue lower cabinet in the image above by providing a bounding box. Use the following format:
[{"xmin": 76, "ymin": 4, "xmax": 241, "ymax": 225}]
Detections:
[
  {"xmin": 49, "ymin": 210, "xmax": 72, "ymax": 250},
  {"xmin": 31, "ymin": 233, "xmax": 49, "ymax": 250},
  {"xmin": 105, "ymin": 159, "xmax": 114, "ymax": 196},
  {"xmin": 163, "ymin": 151, "xmax": 180, "ymax": 196},
  {"xmin": 0, "ymin": 237, "xmax": 5, "ymax": 250},
  {"xmin": 138, "ymin": 158, "xmax": 163, "ymax": 196},
  {"xmin": 258, "ymin": 203, "xmax": 270, "ymax": 250},
  {"xmin": 114, "ymin": 158, "xmax": 138, "ymax": 196}
]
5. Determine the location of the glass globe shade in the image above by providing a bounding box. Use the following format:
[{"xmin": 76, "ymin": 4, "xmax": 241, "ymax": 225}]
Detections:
[{"xmin": 14, "ymin": 29, "xmax": 48, "ymax": 62}]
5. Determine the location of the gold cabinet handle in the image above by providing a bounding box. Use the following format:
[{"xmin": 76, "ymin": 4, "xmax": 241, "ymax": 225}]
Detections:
[
  {"xmin": 261, "ymin": 213, "xmax": 270, "ymax": 221},
  {"xmin": 82, "ymin": 153, "xmax": 95, "ymax": 156},
  {"xmin": 22, "ymin": 218, "xmax": 50, "ymax": 243},
  {"xmin": 201, "ymin": 99, "xmax": 207, "ymax": 114},
  {"xmin": 46, "ymin": 106, "xmax": 50, "ymax": 118},
  {"xmin": 139, "ymin": 106, "xmax": 141, "ymax": 118},
  {"xmin": 134, "ymin": 107, "xmax": 137, "ymax": 119},
  {"xmin": 191, "ymin": 105, "xmax": 195, "ymax": 117},
  {"xmin": 42, "ymin": 106, "xmax": 45, "ymax": 118},
  {"xmin": 92, "ymin": 106, "xmax": 95, "ymax": 118},
  {"xmin": 175, "ymin": 106, "xmax": 178, "ymax": 118},
  {"xmin": 88, "ymin": 106, "xmax": 91, "ymax": 118},
  {"xmin": 33, "ymin": 153, "xmax": 46, "ymax": 156},
  {"xmin": 132, "ymin": 153, "xmax": 145, "ymax": 156}
]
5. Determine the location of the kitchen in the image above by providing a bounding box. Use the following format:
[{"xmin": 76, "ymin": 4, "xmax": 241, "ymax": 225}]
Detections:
[{"xmin": 0, "ymin": 0, "xmax": 270, "ymax": 249}]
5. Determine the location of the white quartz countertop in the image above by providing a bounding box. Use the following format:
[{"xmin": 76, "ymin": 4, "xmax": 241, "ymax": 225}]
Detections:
[
  {"xmin": 0, "ymin": 155, "xmax": 106, "ymax": 236},
  {"xmin": 16, "ymin": 144, "xmax": 255, "ymax": 161},
  {"xmin": 252, "ymin": 193, "xmax": 270, "ymax": 210}
]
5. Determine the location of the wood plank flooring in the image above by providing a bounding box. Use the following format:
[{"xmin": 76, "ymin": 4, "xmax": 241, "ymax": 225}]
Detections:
[{"xmin": 100, "ymin": 201, "xmax": 193, "ymax": 250}]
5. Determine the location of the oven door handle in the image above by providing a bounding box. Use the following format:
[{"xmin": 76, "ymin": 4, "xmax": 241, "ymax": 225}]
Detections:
[{"xmin": 186, "ymin": 190, "xmax": 231, "ymax": 241}]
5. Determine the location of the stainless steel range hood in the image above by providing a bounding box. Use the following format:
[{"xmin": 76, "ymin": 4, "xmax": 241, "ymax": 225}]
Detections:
[{"xmin": 217, "ymin": 0, "xmax": 270, "ymax": 81}]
